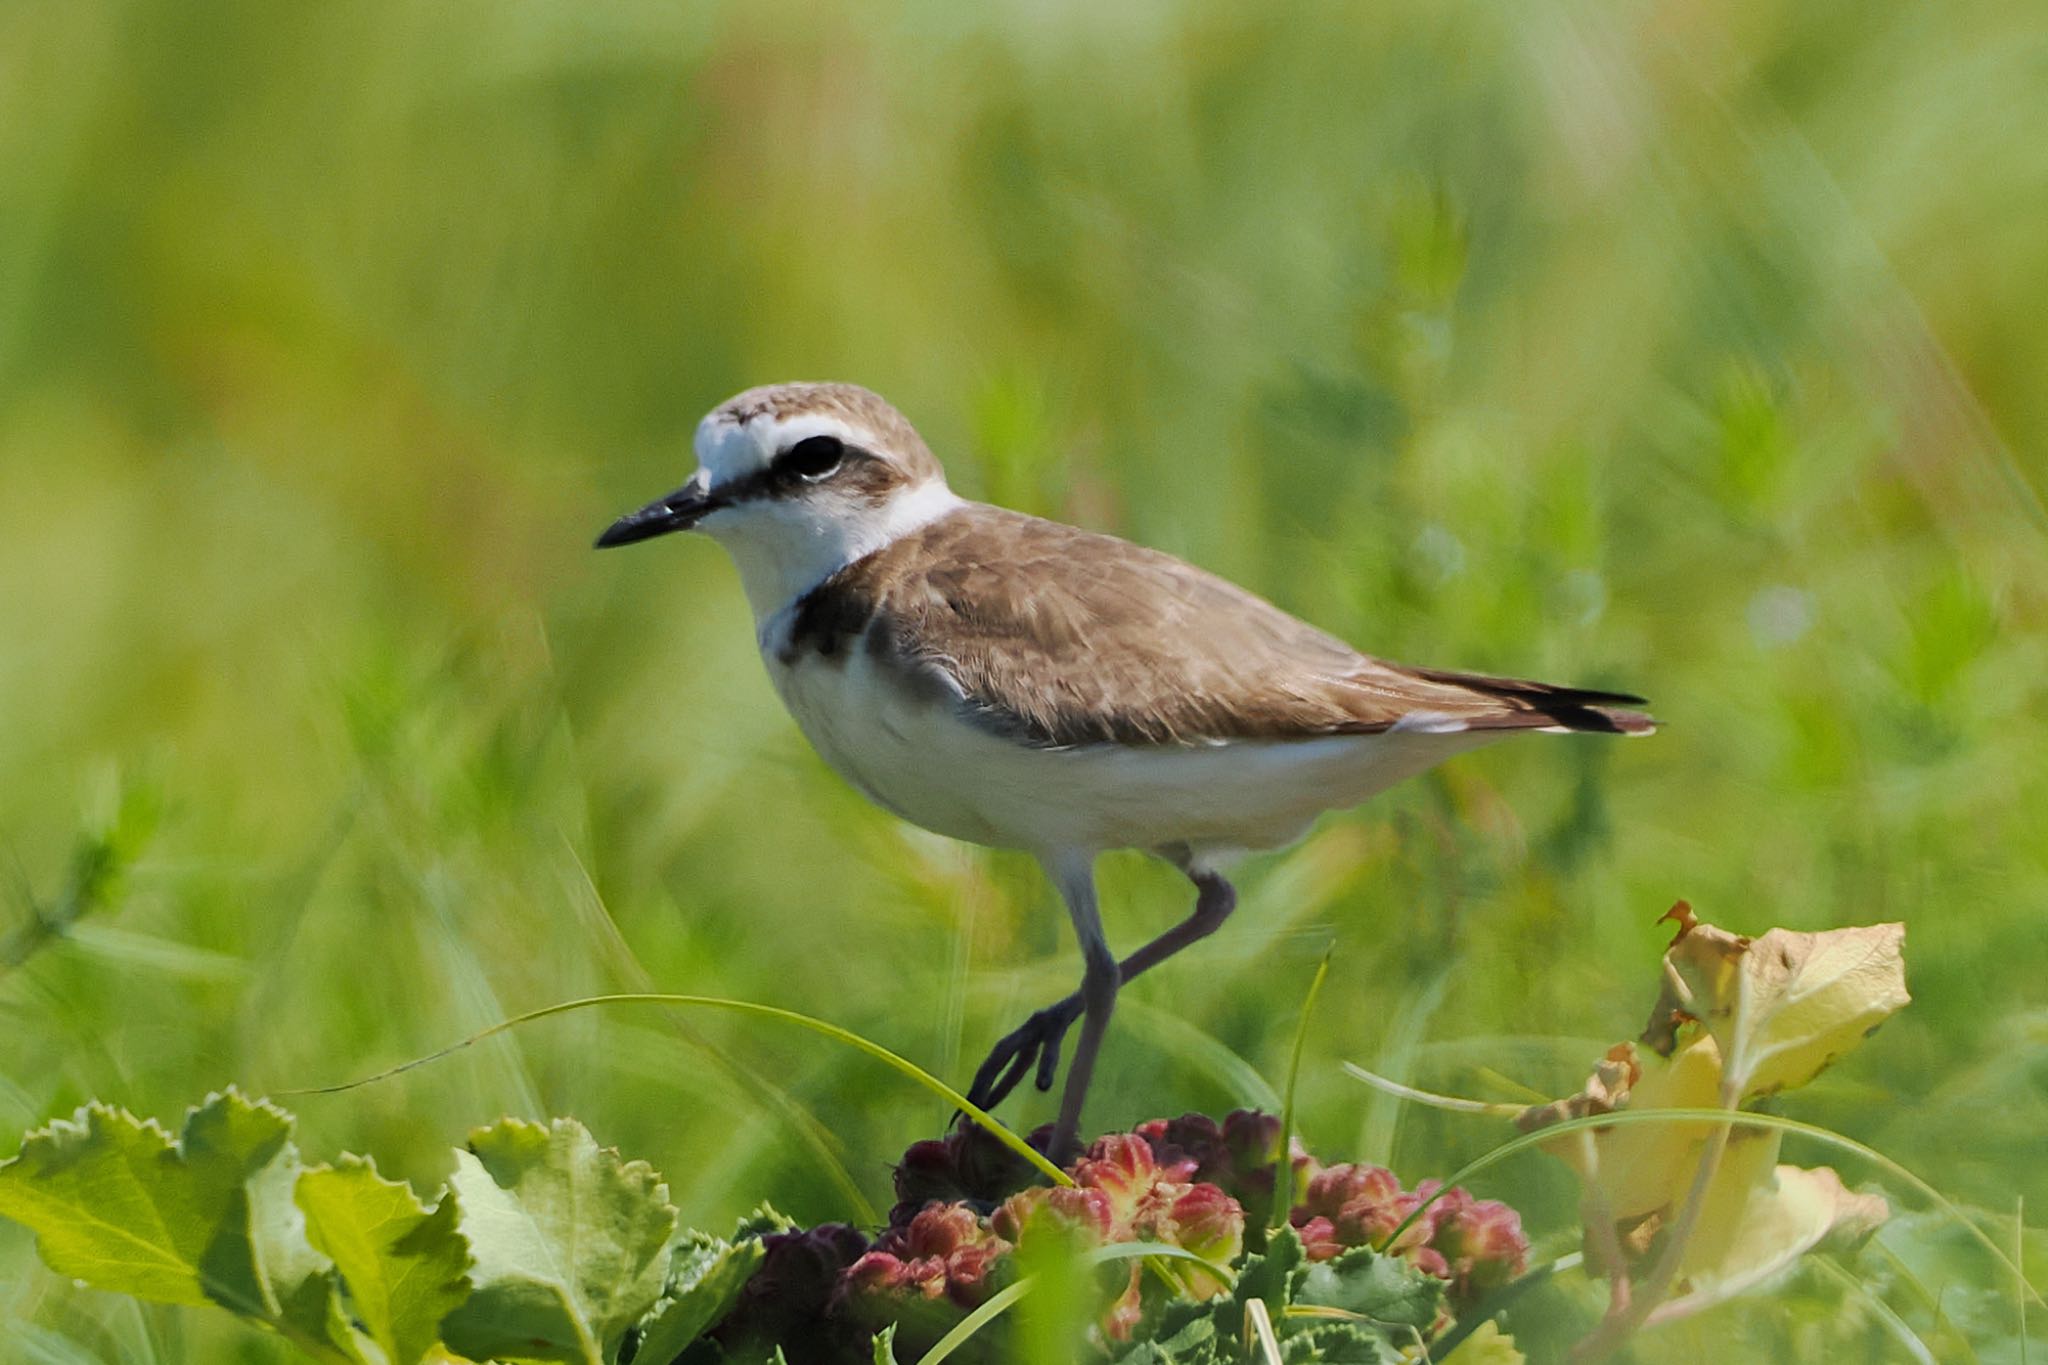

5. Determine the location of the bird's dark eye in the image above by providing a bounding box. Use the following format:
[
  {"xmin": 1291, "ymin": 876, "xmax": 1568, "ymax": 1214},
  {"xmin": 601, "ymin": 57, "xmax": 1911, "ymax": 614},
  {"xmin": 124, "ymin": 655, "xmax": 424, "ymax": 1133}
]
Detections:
[{"xmin": 781, "ymin": 435, "xmax": 845, "ymax": 480}]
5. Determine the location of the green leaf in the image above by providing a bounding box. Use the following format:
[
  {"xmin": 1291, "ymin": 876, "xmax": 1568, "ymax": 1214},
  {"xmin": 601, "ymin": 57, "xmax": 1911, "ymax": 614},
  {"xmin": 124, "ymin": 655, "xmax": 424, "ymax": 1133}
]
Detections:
[
  {"xmin": 1234, "ymin": 1225, "xmax": 1306, "ymax": 1318},
  {"xmin": 629, "ymin": 1231, "xmax": 763, "ymax": 1365},
  {"xmin": 298, "ymin": 1157, "xmax": 473, "ymax": 1365},
  {"xmin": 439, "ymin": 1117, "xmax": 677, "ymax": 1365},
  {"xmin": 1221, "ymin": 1227, "xmax": 1305, "ymax": 1346},
  {"xmin": 871, "ymin": 1322, "xmax": 898, "ymax": 1364},
  {"xmin": 1109, "ymin": 1230, "xmax": 1418, "ymax": 1365},
  {"xmin": 733, "ymin": 1203, "xmax": 799, "ymax": 1240},
  {"xmin": 1124, "ymin": 1307, "xmax": 1224, "ymax": 1363},
  {"xmin": 1133, "ymin": 1227, "xmax": 1297, "ymax": 1365},
  {"xmin": 0, "ymin": 1091, "xmax": 365, "ymax": 1361},
  {"xmin": 1294, "ymin": 1246, "xmax": 1442, "ymax": 1329},
  {"xmin": 1277, "ymin": 1319, "xmax": 1403, "ymax": 1363},
  {"xmin": 0, "ymin": 1102, "xmax": 233, "ymax": 1307},
  {"xmin": 243, "ymin": 1130, "xmax": 366, "ymax": 1362}
]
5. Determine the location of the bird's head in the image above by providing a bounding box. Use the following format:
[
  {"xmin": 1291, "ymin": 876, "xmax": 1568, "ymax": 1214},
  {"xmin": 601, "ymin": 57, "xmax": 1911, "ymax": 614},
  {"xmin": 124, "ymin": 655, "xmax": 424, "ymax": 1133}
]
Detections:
[{"xmin": 597, "ymin": 382, "xmax": 959, "ymax": 617}]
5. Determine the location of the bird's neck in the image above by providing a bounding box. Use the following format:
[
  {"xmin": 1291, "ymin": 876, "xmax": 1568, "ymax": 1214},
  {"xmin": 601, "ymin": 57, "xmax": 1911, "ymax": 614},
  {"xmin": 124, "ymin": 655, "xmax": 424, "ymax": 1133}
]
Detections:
[{"xmin": 717, "ymin": 480, "xmax": 965, "ymax": 639}]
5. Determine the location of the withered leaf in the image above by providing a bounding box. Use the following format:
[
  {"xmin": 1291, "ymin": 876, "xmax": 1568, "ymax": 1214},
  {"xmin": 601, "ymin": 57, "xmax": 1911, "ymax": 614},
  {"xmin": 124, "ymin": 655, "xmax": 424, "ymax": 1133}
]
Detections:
[{"xmin": 1648, "ymin": 918, "xmax": 1909, "ymax": 1098}]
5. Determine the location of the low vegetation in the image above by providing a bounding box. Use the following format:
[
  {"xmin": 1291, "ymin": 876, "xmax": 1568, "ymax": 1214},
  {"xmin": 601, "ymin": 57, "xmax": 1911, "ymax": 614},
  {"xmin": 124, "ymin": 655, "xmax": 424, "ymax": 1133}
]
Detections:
[{"xmin": 5, "ymin": 908, "xmax": 2022, "ymax": 1362}]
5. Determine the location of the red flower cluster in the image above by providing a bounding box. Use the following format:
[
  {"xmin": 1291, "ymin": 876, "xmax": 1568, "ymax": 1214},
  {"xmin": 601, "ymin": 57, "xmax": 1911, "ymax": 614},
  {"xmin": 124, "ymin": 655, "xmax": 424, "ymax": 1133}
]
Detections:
[
  {"xmin": 986, "ymin": 1132, "xmax": 1245, "ymax": 1343},
  {"xmin": 998, "ymin": 1133, "xmax": 1244, "ymax": 1289},
  {"xmin": 1292, "ymin": 1163, "xmax": 1528, "ymax": 1297},
  {"xmin": 849, "ymin": 1128, "xmax": 1246, "ymax": 1349},
  {"xmin": 842, "ymin": 1203, "xmax": 1011, "ymax": 1312},
  {"xmin": 711, "ymin": 1113, "xmax": 1528, "ymax": 1364},
  {"xmin": 1134, "ymin": 1110, "xmax": 1316, "ymax": 1235}
]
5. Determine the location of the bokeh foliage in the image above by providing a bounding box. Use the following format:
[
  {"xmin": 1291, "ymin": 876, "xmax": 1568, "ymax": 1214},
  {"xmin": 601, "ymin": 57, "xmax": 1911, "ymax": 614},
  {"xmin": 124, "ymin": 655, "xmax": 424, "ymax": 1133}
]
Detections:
[{"xmin": 3, "ymin": 0, "xmax": 2045, "ymax": 1359}]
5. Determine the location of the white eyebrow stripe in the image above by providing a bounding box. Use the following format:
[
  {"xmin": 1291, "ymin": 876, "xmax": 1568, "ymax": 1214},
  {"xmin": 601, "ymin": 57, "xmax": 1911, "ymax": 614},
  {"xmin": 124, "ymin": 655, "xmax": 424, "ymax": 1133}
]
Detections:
[{"xmin": 692, "ymin": 413, "xmax": 876, "ymax": 492}]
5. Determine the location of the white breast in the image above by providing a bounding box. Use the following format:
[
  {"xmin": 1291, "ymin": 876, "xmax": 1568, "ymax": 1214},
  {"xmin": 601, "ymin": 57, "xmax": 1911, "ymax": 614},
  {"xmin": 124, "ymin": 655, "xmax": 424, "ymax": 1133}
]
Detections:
[{"xmin": 762, "ymin": 638, "xmax": 1502, "ymax": 865}]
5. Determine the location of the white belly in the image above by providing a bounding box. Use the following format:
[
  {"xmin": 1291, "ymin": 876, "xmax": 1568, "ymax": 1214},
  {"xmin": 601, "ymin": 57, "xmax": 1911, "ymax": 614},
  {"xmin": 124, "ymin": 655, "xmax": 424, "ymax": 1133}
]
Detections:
[{"xmin": 764, "ymin": 644, "xmax": 1501, "ymax": 862}]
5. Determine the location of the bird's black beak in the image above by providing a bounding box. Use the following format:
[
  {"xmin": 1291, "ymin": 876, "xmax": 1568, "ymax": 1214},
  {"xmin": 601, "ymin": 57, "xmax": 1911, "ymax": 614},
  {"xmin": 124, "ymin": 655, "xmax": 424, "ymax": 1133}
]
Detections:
[{"xmin": 595, "ymin": 479, "xmax": 722, "ymax": 549}]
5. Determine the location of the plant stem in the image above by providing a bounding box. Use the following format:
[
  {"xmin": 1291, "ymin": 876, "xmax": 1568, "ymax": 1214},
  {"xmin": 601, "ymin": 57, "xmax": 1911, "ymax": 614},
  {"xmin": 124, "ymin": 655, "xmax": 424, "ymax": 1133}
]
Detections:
[{"xmin": 1570, "ymin": 1085, "xmax": 1737, "ymax": 1361}]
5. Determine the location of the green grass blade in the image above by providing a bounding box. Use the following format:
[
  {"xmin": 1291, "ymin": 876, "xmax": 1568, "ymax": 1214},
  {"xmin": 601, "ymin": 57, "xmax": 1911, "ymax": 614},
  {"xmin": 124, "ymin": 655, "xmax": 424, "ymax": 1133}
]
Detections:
[
  {"xmin": 1808, "ymin": 1257, "xmax": 1938, "ymax": 1365},
  {"xmin": 1274, "ymin": 947, "xmax": 1332, "ymax": 1233},
  {"xmin": 1358, "ymin": 972, "xmax": 1447, "ymax": 1167},
  {"xmin": 914, "ymin": 1278, "xmax": 1032, "ymax": 1365},
  {"xmin": 1117, "ymin": 1000, "xmax": 1282, "ymax": 1112},
  {"xmin": 2020, "ymin": 1194, "xmax": 2031, "ymax": 1365},
  {"xmin": 1862, "ymin": 1235, "xmax": 1985, "ymax": 1365},
  {"xmin": 554, "ymin": 842, "xmax": 877, "ymax": 1222},
  {"xmin": 282, "ymin": 992, "xmax": 1071, "ymax": 1189},
  {"xmin": 1338, "ymin": 1062, "xmax": 1520, "ymax": 1116}
]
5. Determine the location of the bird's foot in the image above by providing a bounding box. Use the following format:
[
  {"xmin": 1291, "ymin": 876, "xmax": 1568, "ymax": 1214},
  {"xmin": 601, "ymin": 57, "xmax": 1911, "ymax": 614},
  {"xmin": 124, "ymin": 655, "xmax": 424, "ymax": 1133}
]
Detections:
[{"xmin": 963, "ymin": 995, "xmax": 1083, "ymax": 1114}]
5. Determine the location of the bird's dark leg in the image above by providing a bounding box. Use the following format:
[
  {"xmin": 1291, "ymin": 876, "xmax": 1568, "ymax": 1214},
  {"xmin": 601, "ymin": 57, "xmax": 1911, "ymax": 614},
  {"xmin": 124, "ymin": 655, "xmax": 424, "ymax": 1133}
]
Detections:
[
  {"xmin": 963, "ymin": 861, "xmax": 1239, "ymax": 1138},
  {"xmin": 1050, "ymin": 857, "xmax": 1117, "ymax": 1164}
]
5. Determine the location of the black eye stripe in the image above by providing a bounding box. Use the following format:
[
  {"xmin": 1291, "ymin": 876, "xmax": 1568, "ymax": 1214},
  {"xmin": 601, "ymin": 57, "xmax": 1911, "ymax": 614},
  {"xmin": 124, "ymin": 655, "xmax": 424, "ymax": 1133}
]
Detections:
[{"xmin": 712, "ymin": 439, "xmax": 869, "ymax": 505}]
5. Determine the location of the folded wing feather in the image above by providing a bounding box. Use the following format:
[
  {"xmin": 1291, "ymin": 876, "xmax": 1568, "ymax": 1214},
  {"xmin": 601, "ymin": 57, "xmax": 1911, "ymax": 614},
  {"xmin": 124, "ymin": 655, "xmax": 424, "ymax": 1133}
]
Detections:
[{"xmin": 790, "ymin": 505, "xmax": 1652, "ymax": 750}]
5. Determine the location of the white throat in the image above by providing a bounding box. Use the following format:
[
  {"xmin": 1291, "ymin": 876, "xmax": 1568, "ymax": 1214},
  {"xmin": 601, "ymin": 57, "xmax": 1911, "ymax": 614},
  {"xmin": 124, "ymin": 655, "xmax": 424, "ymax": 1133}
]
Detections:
[{"xmin": 706, "ymin": 479, "xmax": 963, "ymax": 631}]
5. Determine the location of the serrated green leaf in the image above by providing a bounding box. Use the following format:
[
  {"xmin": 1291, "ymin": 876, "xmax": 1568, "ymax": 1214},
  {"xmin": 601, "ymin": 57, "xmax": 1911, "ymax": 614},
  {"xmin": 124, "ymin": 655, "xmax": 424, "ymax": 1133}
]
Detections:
[
  {"xmin": 870, "ymin": 1322, "xmax": 897, "ymax": 1364},
  {"xmin": 1235, "ymin": 1225, "xmax": 1306, "ymax": 1315},
  {"xmin": 733, "ymin": 1203, "xmax": 798, "ymax": 1240},
  {"xmin": 1113, "ymin": 1230, "xmax": 1320, "ymax": 1364},
  {"xmin": 1117, "ymin": 1231, "xmax": 1422, "ymax": 1365},
  {"xmin": 0, "ymin": 1103, "xmax": 226, "ymax": 1307},
  {"xmin": 1123, "ymin": 1305, "xmax": 1224, "ymax": 1363},
  {"xmin": 1293, "ymin": 1246, "xmax": 1442, "ymax": 1329},
  {"xmin": 172, "ymin": 1090, "xmax": 351, "ymax": 1354},
  {"xmin": 1161, "ymin": 1316, "xmax": 1222, "ymax": 1357},
  {"xmin": 631, "ymin": 1232, "xmax": 763, "ymax": 1365},
  {"xmin": 1278, "ymin": 1319, "xmax": 1402, "ymax": 1363},
  {"xmin": 439, "ymin": 1117, "xmax": 677, "ymax": 1365},
  {"xmin": 299, "ymin": 1157, "xmax": 473, "ymax": 1365},
  {"xmin": 0, "ymin": 1091, "xmax": 365, "ymax": 1362},
  {"xmin": 246, "ymin": 1132, "xmax": 366, "ymax": 1362}
]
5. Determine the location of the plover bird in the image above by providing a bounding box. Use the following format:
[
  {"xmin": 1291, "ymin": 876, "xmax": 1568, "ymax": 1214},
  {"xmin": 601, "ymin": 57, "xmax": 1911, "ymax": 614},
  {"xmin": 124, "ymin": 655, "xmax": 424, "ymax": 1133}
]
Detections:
[{"xmin": 598, "ymin": 382, "xmax": 1651, "ymax": 1158}]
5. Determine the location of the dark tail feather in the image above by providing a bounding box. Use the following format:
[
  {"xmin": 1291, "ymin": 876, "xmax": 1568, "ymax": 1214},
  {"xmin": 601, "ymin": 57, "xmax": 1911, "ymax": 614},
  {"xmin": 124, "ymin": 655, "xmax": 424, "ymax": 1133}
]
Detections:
[{"xmin": 1410, "ymin": 666, "xmax": 1657, "ymax": 736}]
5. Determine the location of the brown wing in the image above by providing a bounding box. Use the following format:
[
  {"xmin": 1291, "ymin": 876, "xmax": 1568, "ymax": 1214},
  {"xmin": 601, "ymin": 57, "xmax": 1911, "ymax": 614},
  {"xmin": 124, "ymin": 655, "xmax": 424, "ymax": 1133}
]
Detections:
[{"xmin": 797, "ymin": 506, "xmax": 1651, "ymax": 749}]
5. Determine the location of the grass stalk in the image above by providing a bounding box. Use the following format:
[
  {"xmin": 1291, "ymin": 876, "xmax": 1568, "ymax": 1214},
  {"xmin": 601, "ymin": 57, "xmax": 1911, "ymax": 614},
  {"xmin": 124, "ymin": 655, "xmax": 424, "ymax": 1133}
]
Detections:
[
  {"xmin": 284, "ymin": 991, "xmax": 1071, "ymax": 1188},
  {"xmin": 1272, "ymin": 947, "xmax": 1332, "ymax": 1238}
]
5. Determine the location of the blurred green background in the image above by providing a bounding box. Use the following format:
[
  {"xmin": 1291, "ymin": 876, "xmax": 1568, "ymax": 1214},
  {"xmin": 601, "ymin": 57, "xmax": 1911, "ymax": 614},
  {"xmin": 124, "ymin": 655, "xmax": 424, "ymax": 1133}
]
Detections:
[{"xmin": 4, "ymin": 0, "xmax": 2046, "ymax": 1359}]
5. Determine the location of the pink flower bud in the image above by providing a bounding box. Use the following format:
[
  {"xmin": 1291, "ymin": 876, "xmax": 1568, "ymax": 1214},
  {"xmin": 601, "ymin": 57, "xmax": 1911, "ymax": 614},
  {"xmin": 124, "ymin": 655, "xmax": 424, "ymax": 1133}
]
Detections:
[
  {"xmin": 1132, "ymin": 1181, "xmax": 1244, "ymax": 1298},
  {"xmin": 1294, "ymin": 1162, "xmax": 1412, "ymax": 1247},
  {"xmin": 1430, "ymin": 1194, "xmax": 1529, "ymax": 1297},
  {"xmin": 1071, "ymin": 1132, "xmax": 1163, "ymax": 1229},
  {"xmin": 1296, "ymin": 1214, "xmax": 1344, "ymax": 1262},
  {"xmin": 992, "ymin": 1184, "xmax": 1115, "ymax": 1246},
  {"xmin": 842, "ymin": 1203, "xmax": 1015, "ymax": 1316}
]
